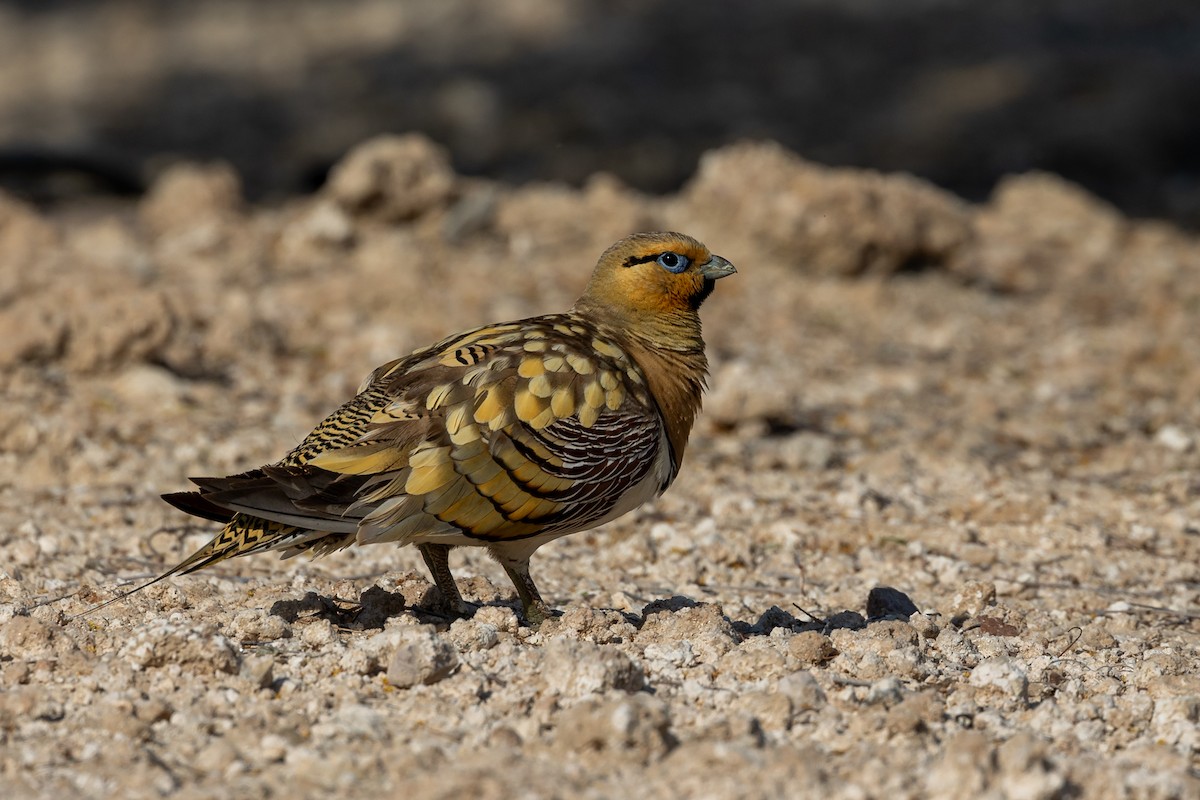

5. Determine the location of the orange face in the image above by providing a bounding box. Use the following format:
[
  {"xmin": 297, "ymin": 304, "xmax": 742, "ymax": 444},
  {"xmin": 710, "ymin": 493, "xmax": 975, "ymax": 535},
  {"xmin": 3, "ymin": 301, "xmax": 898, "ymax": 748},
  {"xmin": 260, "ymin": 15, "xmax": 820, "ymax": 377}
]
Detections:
[{"xmin": 583, "ymin": 232, "xmax": 735, "ymax": 319}]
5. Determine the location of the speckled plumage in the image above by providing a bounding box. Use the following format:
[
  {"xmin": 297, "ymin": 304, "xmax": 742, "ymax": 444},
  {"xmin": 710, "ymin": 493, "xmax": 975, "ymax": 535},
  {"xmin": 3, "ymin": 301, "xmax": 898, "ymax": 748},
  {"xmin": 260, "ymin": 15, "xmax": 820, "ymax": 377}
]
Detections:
[{"xmin": 157, "ymin": 232, "xmax": 735, "ymax": 623}]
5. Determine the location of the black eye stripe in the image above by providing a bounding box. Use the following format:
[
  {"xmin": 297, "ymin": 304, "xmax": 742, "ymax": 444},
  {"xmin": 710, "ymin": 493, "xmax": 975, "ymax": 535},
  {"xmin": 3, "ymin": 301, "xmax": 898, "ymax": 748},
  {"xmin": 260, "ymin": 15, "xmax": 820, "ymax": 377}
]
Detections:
[
  {"xmin": 621, "ymin": 253, "xmax": 663, "ymax": 268},
  {"xmin": 621, "ymin": 251, "xmax": 695, "ymax": 269}
]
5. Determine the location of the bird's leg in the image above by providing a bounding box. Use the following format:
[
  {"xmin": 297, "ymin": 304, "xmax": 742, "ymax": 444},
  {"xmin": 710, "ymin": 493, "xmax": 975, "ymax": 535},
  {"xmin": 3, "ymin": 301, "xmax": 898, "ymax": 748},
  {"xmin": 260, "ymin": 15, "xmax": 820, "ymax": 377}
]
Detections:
[
  {"xmin": 498, "ymin": 558, "xmax": 552, "ymax": 627},
  {"xmin": 417, "ymin": 543, "xmax": 470, "ymax": 616}
]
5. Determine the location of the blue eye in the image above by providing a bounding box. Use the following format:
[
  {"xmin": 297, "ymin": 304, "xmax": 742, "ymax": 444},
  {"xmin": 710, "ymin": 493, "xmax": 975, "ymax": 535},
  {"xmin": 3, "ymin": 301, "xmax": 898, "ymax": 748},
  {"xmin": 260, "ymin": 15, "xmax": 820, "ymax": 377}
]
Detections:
[{"xmin": 656, "ymin": 252, "xmax": 689, "ymax": 273}]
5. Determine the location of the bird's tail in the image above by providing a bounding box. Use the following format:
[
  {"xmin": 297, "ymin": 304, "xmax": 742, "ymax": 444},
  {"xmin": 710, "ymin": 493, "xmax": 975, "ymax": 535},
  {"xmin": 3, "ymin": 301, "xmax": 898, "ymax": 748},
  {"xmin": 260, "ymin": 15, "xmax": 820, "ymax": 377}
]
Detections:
[{"xmin": 75, "ymin": 512, "xmax": 309, "ymax": 618}]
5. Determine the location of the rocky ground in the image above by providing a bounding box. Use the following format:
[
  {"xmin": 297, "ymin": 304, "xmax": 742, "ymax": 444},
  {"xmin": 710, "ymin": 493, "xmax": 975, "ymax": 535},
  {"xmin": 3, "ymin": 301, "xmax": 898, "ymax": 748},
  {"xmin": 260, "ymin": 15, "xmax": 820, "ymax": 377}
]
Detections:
[{"xmin": 1, "ymin": 136, "xmax": 1198, "ymax": 798}]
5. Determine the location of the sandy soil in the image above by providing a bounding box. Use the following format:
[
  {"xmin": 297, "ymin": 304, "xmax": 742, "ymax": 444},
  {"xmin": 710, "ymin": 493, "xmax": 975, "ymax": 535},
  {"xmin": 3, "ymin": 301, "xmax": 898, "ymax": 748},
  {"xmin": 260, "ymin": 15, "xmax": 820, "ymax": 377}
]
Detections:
[{"xmin": 1, "ymin": 136, "xmax": 1198, "ymax": 798}]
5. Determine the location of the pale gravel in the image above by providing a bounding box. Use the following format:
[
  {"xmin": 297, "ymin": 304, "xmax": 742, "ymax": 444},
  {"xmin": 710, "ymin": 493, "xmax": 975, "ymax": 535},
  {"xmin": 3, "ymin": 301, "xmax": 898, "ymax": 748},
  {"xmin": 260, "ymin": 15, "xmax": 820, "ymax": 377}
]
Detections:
[{"xmin": 0, "ymin": 136, "xmax": 1198, "ymax": 798}]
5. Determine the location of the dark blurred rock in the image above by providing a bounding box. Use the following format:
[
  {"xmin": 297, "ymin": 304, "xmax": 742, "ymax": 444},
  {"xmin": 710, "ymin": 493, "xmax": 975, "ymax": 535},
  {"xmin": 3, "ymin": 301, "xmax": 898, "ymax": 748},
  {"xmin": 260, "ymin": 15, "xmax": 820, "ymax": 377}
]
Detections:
[{"xmin": 866, "ymin": 586, "xmax": 920, "ymax": 620}]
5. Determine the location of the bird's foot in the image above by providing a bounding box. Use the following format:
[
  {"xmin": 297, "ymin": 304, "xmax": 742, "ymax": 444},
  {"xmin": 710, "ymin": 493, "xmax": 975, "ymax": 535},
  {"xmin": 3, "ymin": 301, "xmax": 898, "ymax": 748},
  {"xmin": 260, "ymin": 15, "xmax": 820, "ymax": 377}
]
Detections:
[
  {"xmin": 521, "ymin": 600, "xmax": 557, "ymax": 628},
  {"xmin": 418, "ymin": 595, "xmax": 479, "ymax": 622}
]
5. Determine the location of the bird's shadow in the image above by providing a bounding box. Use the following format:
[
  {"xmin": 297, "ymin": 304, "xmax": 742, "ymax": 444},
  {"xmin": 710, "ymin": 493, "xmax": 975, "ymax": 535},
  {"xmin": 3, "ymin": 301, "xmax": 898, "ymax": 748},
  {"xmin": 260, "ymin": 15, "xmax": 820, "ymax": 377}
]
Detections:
[
  {"xmin": 265, "ymin": 587, "xmax": 900, "ymax": 635},
  {"xmin": 267, "ymin": 584, "xmax": 522, "ymax": 630}
]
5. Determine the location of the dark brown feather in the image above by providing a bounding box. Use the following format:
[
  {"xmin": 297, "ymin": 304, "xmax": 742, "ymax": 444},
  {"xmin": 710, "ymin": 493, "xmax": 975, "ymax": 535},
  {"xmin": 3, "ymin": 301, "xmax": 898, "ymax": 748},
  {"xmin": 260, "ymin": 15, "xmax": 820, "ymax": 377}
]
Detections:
[{"xmin": 161, "ymin": 491, "xmax": 235, "ymax": 523}]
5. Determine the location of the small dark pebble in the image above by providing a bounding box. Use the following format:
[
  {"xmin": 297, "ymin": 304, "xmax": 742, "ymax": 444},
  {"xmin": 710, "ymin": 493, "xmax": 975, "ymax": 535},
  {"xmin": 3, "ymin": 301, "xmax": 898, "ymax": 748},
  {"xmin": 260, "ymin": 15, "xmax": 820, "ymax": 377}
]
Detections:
[
  {"xmin": 866, "ymin": 586, "xmax": 920, "ymax": 620},
  {"xmin": 823, "ymin": 610, "xmax": 867, "ymax": 632},
  {"xmin": 975, "ymin": 616, "xmax": 1020, "ymax": 637}
]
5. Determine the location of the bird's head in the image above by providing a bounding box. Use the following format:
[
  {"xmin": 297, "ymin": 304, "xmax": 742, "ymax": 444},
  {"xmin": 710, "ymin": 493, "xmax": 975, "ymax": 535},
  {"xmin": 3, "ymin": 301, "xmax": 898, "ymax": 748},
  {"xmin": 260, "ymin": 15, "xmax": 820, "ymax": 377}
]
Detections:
[{"xmin": 575, "ymin": 232, "xmax": 736, "ymax": 323}]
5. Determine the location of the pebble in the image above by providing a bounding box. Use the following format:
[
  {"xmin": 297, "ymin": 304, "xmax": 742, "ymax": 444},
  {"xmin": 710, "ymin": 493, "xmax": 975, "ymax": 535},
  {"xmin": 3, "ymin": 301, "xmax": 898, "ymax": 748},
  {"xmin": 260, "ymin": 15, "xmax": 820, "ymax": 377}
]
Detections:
[
  {"xmin": 866, "ymin": 586, "xmax": 920, "ymax": 620},
  {"xmin": 909, "ymin": 612, "xmax": 941, "ymax": 639},
  {"xmin": 445, "ymin": 618, "xmax": 500, "ymax": 652},
  {"xmin": 258, "ymin": 734, "xmax": 290, "ymax": 764},
  {"xmin": 925, "ymin": 730, "xmax": 991, "ymax": 799},
  {"xmin": 0, "ymin": 616, "xmax": 57, "ymax": 659},
  {"xmin": 864, "ymin": 677, "xmax": 905, "ymax": 706},
  {"xmin": 299, "ymin": 619, "xmax": 338, "ymax": 647},
  {"xmin": 950, "ymin": 580, "xmax": 997, "ymax": 618},
  {"xmin": 195, "ymin": 739, "xmax": 239, "ymax": 775},
  {"xmin": 716, "ymin": 641, "xmax": 789, "ymax": 683},
  {"xmin": 541, "ymin": 604, "xmax": 636, "ymax": 644},
  {"xmin": 787, "ymin": 631, "xmax": 836, "ymax": 665},
  {"xmin": 636, "ymin": 600, "xmax": 740, "ymax": 663},
  {"xmin": 996, "ymin": 732, "xmax": 1065, "ymax": 800},
  {"xmin": 385, "ymin": 628, "xmax": 460, "ymax": 689},
  {"xmin": 775, "ymin": 671, "xmax": 827, "ymax": 711},
  {"xmin": 642, "ymin": 640, "xmax": 696, "ymax": 668},
  {"xmin": 551, "ymin": 694, "xmax": 673, "ymax": 764},
  {"xmin": 542, "ymin": 638, "xmax": 644, "ymax": 697},
  {"xmin": 1154, "ymin": 425, "xmax": 1193, "ymax": 453},
  {"xmin": 311, "ymin": 704, "xmax": 386, "ymax": 741},
  {"xmin": 969, "ymin": 657, "xmax": 1029, "ymax": 703},
  {"xmin": 239, "ymin": 654, "xmax": 275, "ymax": 689},
  {"xmin": 738, "ymin": 690, "xmax": 795, "ymax": 734},
  {"xmin": 473, "ymin": 605, "xmax": 520, "ymax": 634},
  {"xmin": 119, "ymin": 620, "xmax": 240, "ymax": 675},
  {"xmin": 229, "ymin": 609, "xmax": 291, "ymax": 642}
]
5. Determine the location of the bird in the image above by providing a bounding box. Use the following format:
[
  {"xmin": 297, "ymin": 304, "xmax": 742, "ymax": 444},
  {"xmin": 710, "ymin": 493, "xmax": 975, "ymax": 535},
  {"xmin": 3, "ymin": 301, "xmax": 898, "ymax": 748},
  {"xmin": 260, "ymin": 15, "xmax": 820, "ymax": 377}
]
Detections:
[{"xmin": 148, "ymin": 231, "xmax": 735, "ymax": 624}]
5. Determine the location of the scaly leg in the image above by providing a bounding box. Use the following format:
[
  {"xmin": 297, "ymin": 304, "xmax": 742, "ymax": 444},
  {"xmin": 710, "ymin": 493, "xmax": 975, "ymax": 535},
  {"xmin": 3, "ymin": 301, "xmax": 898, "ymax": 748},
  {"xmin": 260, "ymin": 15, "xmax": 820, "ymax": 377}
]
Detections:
[
  {"xmin": 498, "ymin": 557, "xmax": 552, "ymax": 626},
  {"xmin": 418, "ymin": 543, "xmax": 469, "ymax": 616}
]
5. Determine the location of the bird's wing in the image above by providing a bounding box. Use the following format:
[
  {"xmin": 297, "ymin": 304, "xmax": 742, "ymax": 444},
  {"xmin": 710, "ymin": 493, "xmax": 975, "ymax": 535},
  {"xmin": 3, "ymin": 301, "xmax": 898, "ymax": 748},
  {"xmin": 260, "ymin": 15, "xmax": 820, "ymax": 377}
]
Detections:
[{"xmin": 186, "ymin": 317, "xmax": 667, "ymax": 545}]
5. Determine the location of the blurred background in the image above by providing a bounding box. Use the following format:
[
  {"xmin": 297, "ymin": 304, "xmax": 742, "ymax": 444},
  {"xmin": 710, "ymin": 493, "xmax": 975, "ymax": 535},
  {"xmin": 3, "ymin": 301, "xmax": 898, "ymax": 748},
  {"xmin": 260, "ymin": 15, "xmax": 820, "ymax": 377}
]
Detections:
[{"xmin": 1, "ymin": 0, "xmax": 1198, "ymax": 226}]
